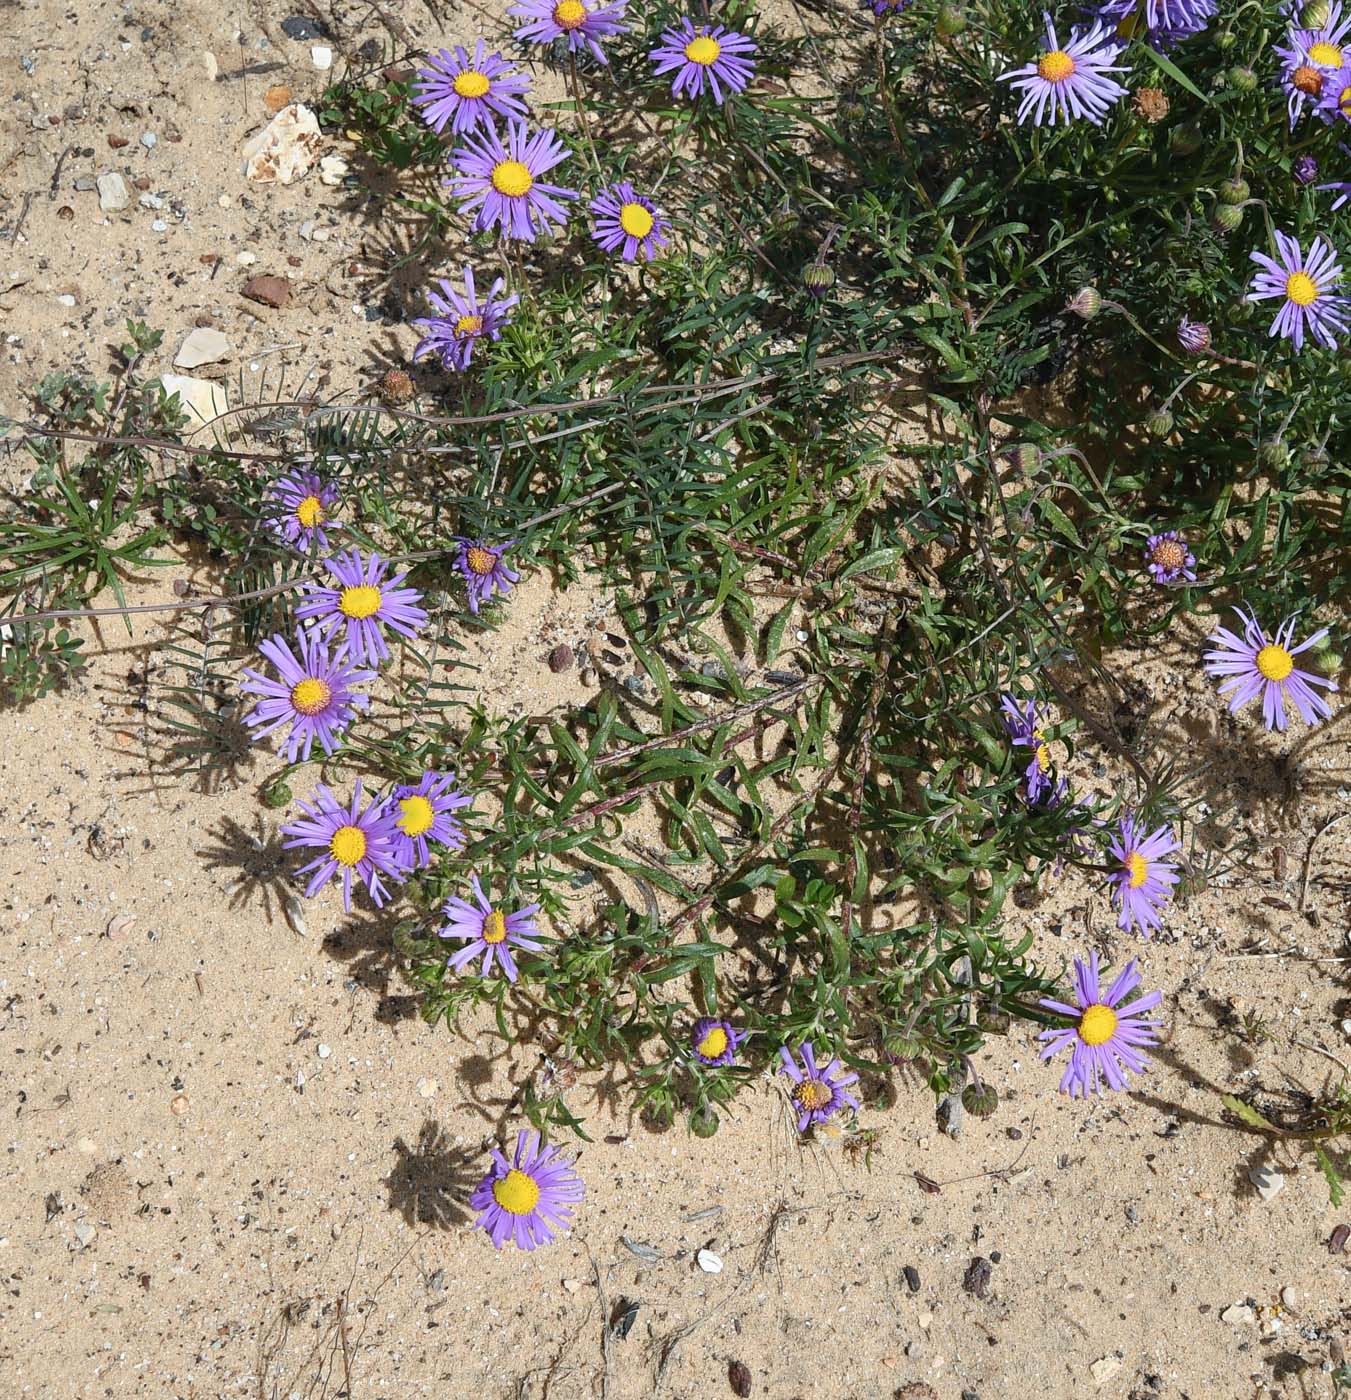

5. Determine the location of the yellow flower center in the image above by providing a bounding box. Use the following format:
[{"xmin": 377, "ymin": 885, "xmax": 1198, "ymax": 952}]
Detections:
[
  {"xmin": 483, "ymin": 910, "xmax": 508, "ymax": 944},
  {"xmin": 290, "ymin": 677, "xmax": 332, "ymax": 716},
  {"xmin": 619, "ymin": 202, "xmax": 654, "ymax": 239},
  {"xmin": 329, "ymin": 825, "xmax": 367, "ymax": 868},
  {"xmin": 1256, "ymin": 644, "xmax": 1295, "ymax": 682},
  {"xmin": 397, "ymin": 795, "xmax": 436, "ymax": 837},
  {"xmin": 1078, "ymin": 1003, "xmax": 1118, "ymax": 1047},
  {"xmin": 465, "ymin": 545, "xmax": 496, "ymax": 575},
  {"xmin": 453, "ymin": 70, "xmax": 491, "ymax": 99},
  {"xmin": 553, "ymin": 0, "xmax": 588, "ymax": 29},
  {"xmin": 338, "ymin": 584, "xmax": 382, "ymax": 619},
  {"xmin": 1124, "ymin": 852, "xmax": 1149, "ymax": 889},
  {"xmin": 492, "ymin": 1168, "xmax": 541, "ymax": 1215},
  {"xmin": 491, "ymin": 159, "xmax": 533, "ymax": 198},
  {"xmin": 1150, "ymin": 538, "xmax": 1186, "ymax": 570},
  {"xmin": 1308, "ymin": 40, "xmax": 1343, "ymax": 65},
  {"xmin": 295, "ymin": 495, "xmax": 325, "ymax": 529},
  {"xmin": 1340, "ymin": 83, "xmax": 1351, "ymax": 112},
  {"xmin": 454, "ymin": 313, "xmax": 484, "ymax": 338},
  {"xmin": 697, "ymin": 1026, "xmax": 729, "ymax": 1059},
  {"xmin": 1038, "ymin": 49, "xmax": 1076, "ymax": 83},
  {"xmin": 793, "ymin": 1079, "xmax": 832, "ymax": 1112},
  {"xmin": 684, "ymin": 34, "xmax": 722, "ymax": 65},
  {"xmin": 1286, "ymin": 271, "xmax": 1319, "ymax": 306}
]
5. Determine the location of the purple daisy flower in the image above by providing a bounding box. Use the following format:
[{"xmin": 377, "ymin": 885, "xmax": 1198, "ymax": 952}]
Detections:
[
  {"xmin": 470, "ymin": 1129, "xmax": 584, "ymax": 1251},
  {"xmin": 389, "ymin": 769, "xmax": 472, "ymax": 870},
  {"xmin": 440, "ymin": 875, "xmax": 544, "ymax": 983},
  {"xmin": 1246, "ymin": 230, "xmax": 1350, "ymax": 351},
  {"xmin": 1203, "ymin": 607, "xmax": 1337, "ymax": 730},
  {"xmin": 297, "ymin": 547, "xmax": 429, "ymax": 667},
  {"xmin": 1143, "ymin": 530, "xmax": 1196, "ymax": 584},
  {"xmin": 455, "ymin": 537, "xmax": 520, "ymax": 614},
  {"xmin": 280, "ymin": 780, "xmax": 406, "ymax": 913},
  {"xmin": 777, "ymin": 1042, "xmax": 861, "ymax": 1133},
  {"xmin": 1176, "ymin": 315, "xmax": 1211, "ymax": 354},
  {"xmin": 863, "ymin": 0, "xmax": 914, "ymax": 15},
  {"xmin": 1106, "ymin": 814, "xmax": 1181, "ymax": 937},
  {"xmin": 997, "ymin": 13, "xmax": 1127, "ymax": 127},
  {"xmin": 1038, "ymin": 951, "xmax": 1163, "ymax": 1097},
  {"xmin": 590, "ymin": 181, "xmax": 670, "ymax": 262},
  {"xmin": 412, "ymin": 267, "xmax": 519, "ymax": 374},
  {"xmin": 264, "ymin": 470, "xmax": 340, "ymax": 554},
  {"xmin": 1276, "ymin": 4, "xmax": 1351, "ymax": 125},
  {"xmin": 509, "ymin": 0, "xmax": 628, "ymax": 64},
  {"xmin": 412, "ymin": 42, "xmax": 531, "ymax": 137},
  {"xmin": 1089, "ymin": 0, "xmax": 1214, "ymax": 48},
  {"xmin": 240, "ymin": 631, "xmax": 374, "ymax": 763},
  {"xmin": 1294, "ymin": 153, "xmax": 1321, "ymax": 184},
  {"xmin": 999, "ymin": 693, "xmax": 1055, "ymax": 804},
  {"xmin": 690, "ymin": 1018, "xmax": 746, "ymax": 1067},
  {"xmin": 1318, "ymin": 62, "xmax": 1351, "ymax": 120},
  {"xmin": 447, "ymin": 120, "xmax": 578, "ymax": 243},
  {"xmin": 649, "ymin": 20, "xmax": 758, "ymax": 105}
]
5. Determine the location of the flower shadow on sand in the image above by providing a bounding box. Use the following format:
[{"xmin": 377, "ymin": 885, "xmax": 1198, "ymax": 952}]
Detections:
[{"xmin": 384, "ymin": 1119, "xmax": 479, "ymax": 1230}]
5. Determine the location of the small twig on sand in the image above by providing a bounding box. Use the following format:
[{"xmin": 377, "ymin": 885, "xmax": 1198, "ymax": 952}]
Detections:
[
  {"xmin": 1300, "ymin": 812, "xmax": 1348, "ymax": 911},
  {"xmin": 590, "ymin": 1251, "xmax": 612, "ymax": 1400}
]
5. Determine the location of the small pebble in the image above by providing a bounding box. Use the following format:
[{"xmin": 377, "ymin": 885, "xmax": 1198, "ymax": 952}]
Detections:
[
  {"xmin": 1249, "ymin": 1164, "xmax": 1285, "ymax": 1201},
  {"xmin": 170, "ymin": 1094, "xmax": 189, "ymax": 1116},
  {"xmin": 311, "ymin": 45, "xmax": 333, "ymax": 69},
  {"xmin": 1089, "ymin": 1356, "xmax": 1121, "ymax": 1385},
  {"xmin": 73, "ymin": 1223, "xmax": 97, "ymax": 1249},
  {"xmin": 281, "ymin": 14, "xmax": 327, "ymax": 39},
  {"xmin": 317, "ymin": 1044, "xmax": 331, "ymax": 1059},
  {"xmin": 696, "ymin": 1248, "xmax": 723, "ymax": 1274},
  {"xmin": 416, "ymin": 1077, "xmax": 438, "ymax": 1099},
  {"xmin": 1281, "ymin": 1285, "xmax": 1297, "ymax": 1309},
  {"xmin": 903, "ymin": 1265, "xmax": 921, "ymax": 1293},
  {"xmin": 1329, "ymin": 1223, "xmax": 1350, "ymax": 1255},
  {"xmin": 140, "ymin": 131, "xmax": 157, "ymax": 149},
  {"xmin": 1221, "ymin": 1302, "xmax": 1256, "ymax": 1325},
  {"xmin": 107, "ymin": 133, "xmax": 129, "ymax": 148},
  {"xmin": 962, "ymin": 1256, "xmax": 992, "ymax": 1299},
  {"xmin": 548, "ymin": 644, "xmax": 574, "ymax": 673}
]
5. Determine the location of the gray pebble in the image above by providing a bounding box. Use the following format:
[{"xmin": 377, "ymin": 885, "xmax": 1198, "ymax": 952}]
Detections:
[{"xmin": 140, "ymin": 131, "xmax": 157, "ymax": 148}]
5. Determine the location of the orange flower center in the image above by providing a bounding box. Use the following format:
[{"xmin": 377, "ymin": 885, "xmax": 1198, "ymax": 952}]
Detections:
[
  {"xmin": 1293, "ymin": 64, "xmax": 1324, "ymax": 95},
  {"xmin": 793, "ymin": 1079, "xmax": 832, "ymax": 1112},
  {"xmin": 1150, "ymin": 538, "xmax": 1186, "ymax": 570},
  {"xmin": 466, "ymin": 545, "xmax": 496, "ymax": 576},
  {"xmin": 1038, "ymin": 50, "xmax": 1076, "ymax": 82}
]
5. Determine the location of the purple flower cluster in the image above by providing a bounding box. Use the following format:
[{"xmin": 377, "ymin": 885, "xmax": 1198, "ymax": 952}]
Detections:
[{"xmin": 277, "ymin": 772, "xmax": 473, "ymax": 913}]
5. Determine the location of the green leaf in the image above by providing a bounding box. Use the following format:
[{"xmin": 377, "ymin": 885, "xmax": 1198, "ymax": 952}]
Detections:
[
  {"xmin": 1141, "ymin": 44, "xmax": 1208, "ymax": 103},
  {"xmin": 1316, "ymin": 1146, "xmax": 1346, "ymax": 1208},
  {"xmin": 1220, "ymin": 1094, "xmax": 1277, "ymax": 1132}
]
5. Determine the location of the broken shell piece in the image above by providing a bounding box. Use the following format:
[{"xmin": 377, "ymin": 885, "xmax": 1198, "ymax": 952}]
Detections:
[{"xmin": 242, "ymin": 104, "xmax": 322, "ymax": 185}]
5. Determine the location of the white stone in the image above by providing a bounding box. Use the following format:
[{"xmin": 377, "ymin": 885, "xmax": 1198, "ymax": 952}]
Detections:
[
  {"xmin": 96, "ymin": 173, "xmax": 130, "ymax": 212},
  {"xmin": 236, "ymin": 251, "xmax": 257, "ymax": 266},
  {"xmin": 158, "ymin": 374, "xmax": 228, "ymax": 433},
  {"xmin": 1221, "ymin": 1303, "xmax": 1256, "ymax": 1325},
  {"xmin": 311, "ymin": 45, "xmax": 333, "ymax": 70},
  {"xmin": 317, "ymin": 1043, "xmax": 332, "ymax": 1059},
  {"xmin": 1089, "ymin": 1356, "xmax": 1122, "ymax": 1385},
  {"xmin": 242, "ymin": 103, "xmax": 323, "ymax": 184},
  {"xmin": 73, "ymin": 1223, "xmax": 96, "ymax": 1248},
  {"xmin": 1281, "ymin": 1285, "xmax": 1297, "ymax": 1309},
  {"xmin": 202, "ymin": 51, "xmax": 218, "ymax": 81},
  {"xmin": 695, "ymin": 1248, "xmax": 722, "ymax": 1273},
  {"xmin": 1249, "ymin": 1164, "xmax": 1285, "ymax": 1201},
  {"xmin": 318, "ymin": 154, "xmax": 349, "ymax": 187},
  {"xmin": 173, "ymin": 327, "xmax": 231, "ymax": 370},
  {"xmin": 55, "ymin": 293, "xmax": 76, "ymax": 307},
  {"xmin": 416, "ymin": 1077, "xmax": 438, "ymax": 1099}
]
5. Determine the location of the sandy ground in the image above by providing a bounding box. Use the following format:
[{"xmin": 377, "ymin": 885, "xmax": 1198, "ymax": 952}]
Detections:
[
  {"xmin": 0, "ymin": 560, "xmax": 1348, "ymax": 1400},
  {"xmin": 4, "ymin": 1, "xmax": 1351, "ymax": 1398}
]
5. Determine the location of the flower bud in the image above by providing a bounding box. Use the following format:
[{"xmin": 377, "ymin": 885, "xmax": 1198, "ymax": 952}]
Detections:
[
  {"xmin": 1145, "ymin": 407, "xmax": 1175, "ymax": 437},
  {"xmin": 1303, "ymin": 0, "xmax": 1331, "ymax": 29},
  {"xmin": 962, "ymin": 1083, "xmax": 999, "ymax": 1118},
  {"xmin": 802, "ymin": 262, "xmax": 836, "ymax": 298},
  {"xmin": 1259, "ymin": 439, "xmax": 1291, "ymax": 469},
  {"xmin": 936, "ymin": 2, "xmax": 967, "ymax": 36},
  {"xmin": 1066, "ymin": 286, "xmax": 1101, "ymax": 319},
  {"xmin": 1215, "ymin": 25, "xmax": 1237, "ymax": 48},
  {"xmin": 1309, "ymin": 641, "xmax": 1342, "ymax": 676},
  {"xmin": 1170, "ymin": 121, "xmax": 1203, "ymax": 156},
  {"xmin": 1006, "ymin": 442, "xmax": 1042, "ymax": 472},
  {"xmin": 1227, "ymin": 65, "xmax": 1258, "ymax": 91},
  {"xmin": 1212, "ymin": 202, "xmax": 1243, "ymax": 233},
  {"xmin": 1218, "ymin": 176, "xmax": 1249, "ymax": 204},
  {"xmin": 1294, "ymin": 154, "xmax": 1319, "ymax": 186},
  {"xmin": 263, "ymin": 779, "xmax": 294, "ymax": 809},
  {"xmin": 1177, "ymin": 316, "xmax": 1212, "ymax": 354}
]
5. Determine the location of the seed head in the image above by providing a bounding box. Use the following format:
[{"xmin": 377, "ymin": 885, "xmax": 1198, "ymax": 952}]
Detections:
[
  {"xmin": 1133, "ymin": 87, "xmax": 1170, "ymax": 124},
  {"xmin": 378, "ymin": 368, "xmax": 414, "ymax": 405}
]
